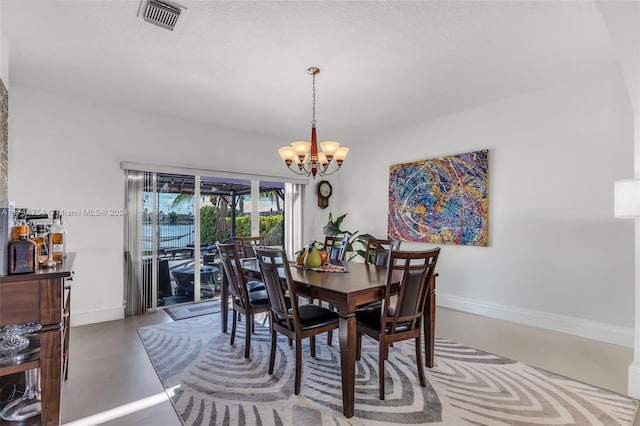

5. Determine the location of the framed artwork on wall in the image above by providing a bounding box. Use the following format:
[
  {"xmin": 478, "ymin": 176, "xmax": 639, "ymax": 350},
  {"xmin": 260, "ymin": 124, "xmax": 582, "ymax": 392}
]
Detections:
[{"xmin": 388, "ymin": 149, "xmax": 489, "ymax": 246}]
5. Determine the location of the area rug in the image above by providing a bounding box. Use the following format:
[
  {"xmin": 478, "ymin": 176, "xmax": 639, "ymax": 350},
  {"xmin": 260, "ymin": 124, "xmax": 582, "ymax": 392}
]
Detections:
[
  {"xmin": 164, "ymin": 299, "xmax": 221, "ymax": 321},
  {"xmin": 139, "ymin": 309, "xmax": 638, "ymax": 425}
]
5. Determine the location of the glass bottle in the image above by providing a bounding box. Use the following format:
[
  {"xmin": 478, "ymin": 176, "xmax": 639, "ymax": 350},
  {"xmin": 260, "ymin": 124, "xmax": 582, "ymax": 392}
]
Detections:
[
  {"xmin": 10, "ymin": 209, "xmax": 27, "ymax": 242},
  {"xmin": 60, "ymin": 212, "xmax": 67, "ymax": 260},
  {"xmin": 8, "ymin": 227, "xmax": 36, "ymax": 274},
  {"xmin": 50, "ymin": 211, "xmax": 65, "ymax": 263},
  {"xmin": 32, "ymin": 224, "xmax": 49, "ymax": 267}
]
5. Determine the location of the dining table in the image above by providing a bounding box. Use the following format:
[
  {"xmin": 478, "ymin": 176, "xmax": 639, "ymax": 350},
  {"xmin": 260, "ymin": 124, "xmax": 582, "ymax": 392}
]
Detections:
[{"xmin": 220, "ymin": 258, "xmax": 438, "ymax": 419}]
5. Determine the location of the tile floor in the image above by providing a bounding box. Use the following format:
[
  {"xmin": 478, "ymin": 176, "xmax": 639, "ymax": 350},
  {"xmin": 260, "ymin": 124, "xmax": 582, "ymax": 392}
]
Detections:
[{"xmin": 58, "ymin": 306, "xmax": 636, "ymax": 426}]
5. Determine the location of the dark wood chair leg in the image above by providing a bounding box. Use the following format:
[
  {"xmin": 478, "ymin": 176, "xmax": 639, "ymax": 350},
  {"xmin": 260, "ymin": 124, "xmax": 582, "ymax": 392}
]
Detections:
[
  {"xmin": 356, "ymin": 331, "xmax": 362, "ymax": 361},
  {"xmin": 268, "ymin": 328, "xmax": 277, "ymax": 374},
  {"xmin": 379, "ymin": 340, "xmax": 386, "ymax": 400},
  {"xmin": 230, "ymin": 307, "xmax": 237, "ymax": 345},
  {"xmin": 244, "ymin": 312, "xmax": 251, "ymax": 358},
  {"xmin": 288, "ymin": 337, "xmax": 293, "ymax": 346},
  {"xmin": 295, "ymin": 337, "xmax": 302, "ymax": 395},
  {"xmin": 310, "ymin": 336, "xmax": 316, "ymax": 358},
  {"xmin": 327, "ymin": 330, "xmax": 333, "ymax": 346},
  {"xmin": 415, "ymin": 336, "xmax": 425, "ymax": 386}
]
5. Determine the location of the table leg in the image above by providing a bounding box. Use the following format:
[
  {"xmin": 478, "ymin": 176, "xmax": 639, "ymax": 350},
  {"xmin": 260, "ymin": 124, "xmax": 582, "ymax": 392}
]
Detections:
[
  {"xmin": 220, "ymin": 273, "xmax": 228, "ymax": 333},
  {"xmin": 424, "ymin": 274, "xmax": 436, "ymax": 368},
  {"xmin": 339, "ymin": 313, "xmax": 356, "ymax": 418}
]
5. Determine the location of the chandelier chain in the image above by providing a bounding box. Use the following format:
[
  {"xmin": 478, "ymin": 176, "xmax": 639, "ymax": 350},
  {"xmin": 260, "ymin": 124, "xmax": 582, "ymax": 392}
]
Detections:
[{"xmin": 311, "ymin": 72, "xmax": 317, "ymax": 127}]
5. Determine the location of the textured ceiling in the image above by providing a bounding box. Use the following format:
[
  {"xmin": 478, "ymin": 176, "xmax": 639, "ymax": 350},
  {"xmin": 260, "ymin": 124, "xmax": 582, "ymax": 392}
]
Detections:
[{"xmin": 1, "ymin": 1, "xmax": 621, "ymax": 141}]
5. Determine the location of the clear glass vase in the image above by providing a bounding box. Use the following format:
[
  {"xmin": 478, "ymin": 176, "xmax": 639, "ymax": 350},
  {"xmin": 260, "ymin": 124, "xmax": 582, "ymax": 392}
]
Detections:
[
  {"xmin": 0, "ymin": 322, "xmax": 41, "ymax": 353},
  {"xmin": 0, "ymin": 368, "xmax": 41, "ymax": 421}
]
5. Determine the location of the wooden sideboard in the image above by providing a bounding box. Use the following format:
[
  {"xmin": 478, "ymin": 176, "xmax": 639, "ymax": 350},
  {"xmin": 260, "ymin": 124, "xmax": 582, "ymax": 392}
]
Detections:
[{"xmin": 0, "ymin": 254, "xmax": 74, "ymax": 425}]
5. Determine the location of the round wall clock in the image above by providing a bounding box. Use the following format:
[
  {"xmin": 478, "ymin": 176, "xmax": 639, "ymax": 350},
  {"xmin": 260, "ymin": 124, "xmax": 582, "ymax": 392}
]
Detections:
[{"xmin": 317, "ymin": 180, "xmax": 332, "ymax": 209}]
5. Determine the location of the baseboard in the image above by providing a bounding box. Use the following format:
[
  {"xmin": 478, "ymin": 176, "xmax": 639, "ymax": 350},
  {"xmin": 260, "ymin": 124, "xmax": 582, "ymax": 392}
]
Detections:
[
  {"xmin": 71, "ymin": 306, "xmax": 124, "ymax": 327},
  {"xmin": 437, "ymin": 293, "xmax": 633, "ymax": 348},
  {"xmin": 628, "ymin": 362, "xmax": 640, "ymax": 398}
]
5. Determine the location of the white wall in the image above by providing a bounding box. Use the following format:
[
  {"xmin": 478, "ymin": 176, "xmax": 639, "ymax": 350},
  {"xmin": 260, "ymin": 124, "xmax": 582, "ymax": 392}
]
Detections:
[
  {"xmin": 338, "ymin": 66, "xmax": 635, "ymax": 346},
  {"xmin": 8, "ymin": 86, "xmax": 328, "ymax": 325},
  {"xmin": 596, "ymin": 0, "xmax": 640, "ymax": 394},
  {"xmin": 8, "ymin": 67, "xmax": 633, "ymax": 348}
]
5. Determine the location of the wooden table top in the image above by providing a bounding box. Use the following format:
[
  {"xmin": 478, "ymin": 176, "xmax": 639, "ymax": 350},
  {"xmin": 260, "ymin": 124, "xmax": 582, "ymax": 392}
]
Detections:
[{"xmin": 241, "ymin": 258, "xmax": 392, "ymax": 295}]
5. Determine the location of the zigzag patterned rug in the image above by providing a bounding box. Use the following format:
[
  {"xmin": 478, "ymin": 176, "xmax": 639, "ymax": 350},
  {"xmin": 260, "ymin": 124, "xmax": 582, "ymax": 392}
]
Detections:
[
  {"xmin": 164, "ymin": 299, "xmax": 221, "ymax": 321},
  {"xmin": 139, "ymin": 311, "xmax": 638, "ymax": 425}
]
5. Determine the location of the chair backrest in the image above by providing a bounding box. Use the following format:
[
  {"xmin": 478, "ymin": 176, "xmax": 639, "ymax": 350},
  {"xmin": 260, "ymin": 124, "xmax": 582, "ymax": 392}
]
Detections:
[
  {"xmin": 381, "ymin": 248, "xmax": 440, "ymax": 336},
  {"xmin": 157, "ymin": 258, "xmax": 172, "ymax": 298},
  {"xmin": 364, "ymin": 237, "xmax": 401, "ymax": 266},
  {"xmin": 324, "ymin": 235, "xmax": 349, "ymax": 261},
  {"xmin": 202, "ymin": 253, "xmax": 217, "ymax": 265},
  {"xmin": 254, "ymin": 247, "xmax": 299, "ymax": 333},
  {"xmin": 216, "ymin": 242, "xmax": 250, "ymax": 306},
  {"xmin": 234, "ymin": 236, "xmax": 266, "ymax": 258}
]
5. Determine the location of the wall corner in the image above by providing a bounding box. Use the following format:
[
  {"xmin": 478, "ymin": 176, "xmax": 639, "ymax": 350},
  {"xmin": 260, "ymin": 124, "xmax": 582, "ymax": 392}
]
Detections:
[{"xmin": 628, "ymin": 361, "xmax": 640, "ymax": 398}]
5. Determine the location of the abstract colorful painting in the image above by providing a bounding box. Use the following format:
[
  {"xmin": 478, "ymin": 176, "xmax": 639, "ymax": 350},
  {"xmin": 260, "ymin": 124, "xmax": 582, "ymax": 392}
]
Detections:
[{"xmin": 388, "ymin": 149, "xmax": 489, "ymax": 246}]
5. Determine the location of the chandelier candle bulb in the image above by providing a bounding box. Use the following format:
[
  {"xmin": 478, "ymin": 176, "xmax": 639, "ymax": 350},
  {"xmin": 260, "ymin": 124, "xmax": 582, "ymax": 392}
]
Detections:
[
  {"xmin": 291, "ymin": 141, "xmax": 311, "ymax": 161},
  {"xmin": 319, "ymin": 141, "xmax": 340, "ymax": 160},
  {"xmin": 278, "ymin": 147, "xmax": 296, "ymax": 166},
  {"xmin": 318, "ymin": 152, "xmax": 329, "ymax": 168},
  {"xmin": 334, "ymin": 147, "xmax": 349, "ymax": 165}
]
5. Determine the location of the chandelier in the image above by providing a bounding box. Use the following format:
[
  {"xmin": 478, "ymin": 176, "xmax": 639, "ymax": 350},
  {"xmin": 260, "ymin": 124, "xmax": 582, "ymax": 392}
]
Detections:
[{"xmin": 278, "ymin": 67, "xmax": 349, "ymax": 178}]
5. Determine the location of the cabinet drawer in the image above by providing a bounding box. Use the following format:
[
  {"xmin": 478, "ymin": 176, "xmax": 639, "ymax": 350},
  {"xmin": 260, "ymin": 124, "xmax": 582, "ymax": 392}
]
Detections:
[{"xmin": 0, "ymin": 280, "xmax": 39, "ymax": 326}]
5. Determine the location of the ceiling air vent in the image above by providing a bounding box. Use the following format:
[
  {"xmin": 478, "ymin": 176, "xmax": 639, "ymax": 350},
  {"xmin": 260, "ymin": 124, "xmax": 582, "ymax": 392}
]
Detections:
[{"xmin": 143, "ymin": 0, "xmax": 181, "ymax": 31}]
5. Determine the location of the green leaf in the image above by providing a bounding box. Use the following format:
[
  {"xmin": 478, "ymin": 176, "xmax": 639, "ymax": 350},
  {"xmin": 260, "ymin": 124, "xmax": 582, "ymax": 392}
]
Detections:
[
  {"xmin": 333, "ymin": 213, "xmax": 348, "ymax": 229},
  {"xmin": 323, "ymin": 222, "xmax": 341, "ymax": 236}
]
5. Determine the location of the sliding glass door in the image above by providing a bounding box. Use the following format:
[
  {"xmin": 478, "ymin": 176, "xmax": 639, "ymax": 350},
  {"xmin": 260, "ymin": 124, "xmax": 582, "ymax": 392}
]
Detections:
[
  {"xmin": 123, "ymin": 165, "xmax": 295, "ymax": 316},
  {"xmin": 145, "ymin": 173, "xmax": 216, "ymax": 307}
]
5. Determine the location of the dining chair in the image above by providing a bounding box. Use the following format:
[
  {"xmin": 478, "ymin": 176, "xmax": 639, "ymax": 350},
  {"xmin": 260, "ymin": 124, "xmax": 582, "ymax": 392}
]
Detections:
[
  {"xmin": 324, "ymin": 235, "xmax": 348, "ymax": 261},
  {"xmin": 364, "ymin": 237, "xmax": 401, "ymax": 266},
  {"xmin": 202, "ymin": 253, "xmax": 217, "ymax": 265},
  {"xmin": 234, "ymin": 236, "xmax": 266, "ymax": 258},
  {"xmin": 322, "ymin": 235, "xmax": 352, "ymax": 345},
  {"xmin": 216, "ymin": 242, "xmax": 270, "ymax": 358},
  {"xmin": 202, "ymin": 253, "xmax": 220, "ymax": 291},
  {"xmin": 226, "ymin": 237, "xmax": 266, "ymax": 293},
  {"xmin": 326, "ymin": 236, "xmax": 400, "ymax": 345},
  {"xmin": 254, "ymin": 247, "xmax": 339, "ymax": 395},
  {"xmin": 355, "ymin": 247, "xmax": 440, "ymax": 400}
]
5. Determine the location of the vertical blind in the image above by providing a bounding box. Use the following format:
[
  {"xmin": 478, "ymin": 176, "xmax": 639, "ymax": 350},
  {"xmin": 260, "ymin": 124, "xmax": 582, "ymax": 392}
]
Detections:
[
  {"xmin": 285, "ymin": 182, "xmax": 303, "ymax": 256},
  {"xmin": 123, "ymin": 169, "xmax": 151, "ymax": 317}
]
